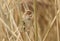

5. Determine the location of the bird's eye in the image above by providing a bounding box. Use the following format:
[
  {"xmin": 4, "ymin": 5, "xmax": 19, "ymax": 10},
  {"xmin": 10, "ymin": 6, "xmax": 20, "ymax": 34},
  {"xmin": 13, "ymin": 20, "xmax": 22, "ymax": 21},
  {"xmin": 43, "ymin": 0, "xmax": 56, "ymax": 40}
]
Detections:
[{"xmin": 26, "ymin": 11, "xmax": 32, "ymax": 15}]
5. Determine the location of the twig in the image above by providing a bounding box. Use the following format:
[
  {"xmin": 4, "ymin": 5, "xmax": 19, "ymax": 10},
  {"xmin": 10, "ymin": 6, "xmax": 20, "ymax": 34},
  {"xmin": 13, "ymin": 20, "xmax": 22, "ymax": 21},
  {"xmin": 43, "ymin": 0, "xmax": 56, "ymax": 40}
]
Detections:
[{"xmin": 43, "ymin": 10, "xmax": 60, "ymax": 41}]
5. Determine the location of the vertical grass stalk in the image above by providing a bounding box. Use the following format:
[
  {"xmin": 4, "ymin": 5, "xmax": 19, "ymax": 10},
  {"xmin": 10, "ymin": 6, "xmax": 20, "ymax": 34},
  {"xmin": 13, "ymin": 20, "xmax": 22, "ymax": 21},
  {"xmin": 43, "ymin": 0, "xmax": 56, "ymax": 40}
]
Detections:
[
  {"xmin": 56, "ymin": 0, "xmax": 60, "ymax": 41},
  {"xmin": 33, "ymin": 0, "xmax": 38, "ymax": 41},
  {"xmin": 56, "ymin": 15, "xmax": 59, "ymax": 41}
]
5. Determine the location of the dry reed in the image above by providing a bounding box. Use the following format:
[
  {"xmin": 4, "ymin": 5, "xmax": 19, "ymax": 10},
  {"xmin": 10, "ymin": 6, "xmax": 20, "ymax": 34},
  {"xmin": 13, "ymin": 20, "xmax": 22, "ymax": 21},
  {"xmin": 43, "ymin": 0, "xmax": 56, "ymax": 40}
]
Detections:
[{"xmin": 0, "ymin": 0, "xmax": 60, "ymax": 41}]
